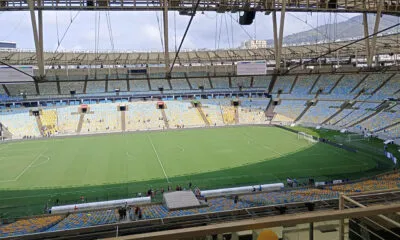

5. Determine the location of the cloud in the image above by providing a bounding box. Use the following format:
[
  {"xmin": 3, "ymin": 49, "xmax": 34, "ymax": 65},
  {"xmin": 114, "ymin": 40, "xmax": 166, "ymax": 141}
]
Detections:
[{"xmin": 0, "ymin": 11, "xmax": 359, "ymax": 51}]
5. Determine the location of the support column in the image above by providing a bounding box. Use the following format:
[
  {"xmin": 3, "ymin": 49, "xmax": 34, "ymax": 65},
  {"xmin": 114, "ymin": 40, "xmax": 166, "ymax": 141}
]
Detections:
[
  {"xmin": 370, "ymin": 0, "xmax": 383, "ymax": 67},
  {"xmin": 38, "ymin": 2, "xmax": 44, "ymax": 73},
  {"xmin": 277, "ymin": 0, "xmax": 286, "ymax": 71},
  {"xmin": 309, "ymin": 222, "xmax": 314, "ymax": 240},
  {"xmin": 163, "ymin": 0, "xmax": 170, "ymax": 76},
  {"xmin": 362, "ymin": 12, "xmax": 372, "ymax": 67},
  {"xmin": 339, "ymin": 194, "xmax": 345, "ymax": 240},
  {"xmin": 28, "ymin": 0, "xmax": 45, "ymax": 78},
  {"xmin": 272, "ymin": 0, "xmax": 286, "ymax": 71}
]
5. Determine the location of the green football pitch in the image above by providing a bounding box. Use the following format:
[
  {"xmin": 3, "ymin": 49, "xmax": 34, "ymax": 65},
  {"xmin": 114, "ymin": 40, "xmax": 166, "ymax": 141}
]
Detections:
[{"xmin": 0, "ymin": 126, "xmax": 393, "ymax": 218}]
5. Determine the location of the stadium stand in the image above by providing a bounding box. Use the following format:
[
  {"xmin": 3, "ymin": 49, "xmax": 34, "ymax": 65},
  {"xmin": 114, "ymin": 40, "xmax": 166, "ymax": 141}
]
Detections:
[
  {"xmin": 300, "ymin": 101, "xmax": 343, "ymax": 124},
  {"xmin": 170, "ymin": 78, "xmax": 191, "ymax": 90},
  {"xmin": 125, "ymin": 102, "xmax": 165, "ymax": 130},
  {"xmin": 56, "ymin": 107, "xmax": 80, "ymax": 134},
  {"xmin": 86, "ymin": 81, "xmax": 106, "ymax": 93},
  {"xmin": 327, "ymin": 74, "xmax": 366, "ymax": 100},
  {"xmin": 0, "ymin": 110, "xmax": 41, "ymax": 138},
  {"xmin": 200, "ymin": 100, "xmax": 225, "ymax": 126},
  {"xmin": 149, "ymin": 79, "xmax": 171, "ymax": 91},
  {"xmin": 231, "ymin": 76, "xmax": 251, "ymax": 89},
  {"xmin": 0, "ymin": 215, "xmax": 64, "ymax": 237},
  {"xmin": 40, "ymin": 110, "xmax": 59, "ymax": 136},
  {"xmin": 211, "ymin": 77, "xmax": 230, "ymax": 89},
  {"xmin": 81, "ymin": 104, "xmax": 121, "ymax": 133},
  {"xmin": 5, "ymin": 83, "xmax": 37, "ymax": 96},
  {"xmin": 129, "ymin": 79, "xmax": 150, "ymax": 92},
  {"xmin": 37, "ymin": 82, "xmax": 59, "ymax": 95},
  {"xmin": 239, "ymin": 99, "xmax": 269, "ymax": 124},
  {"xmin": 252, "ymin": 75, "xmax": 272, "ymax": 89},
  {"xmin": 272, "ymin": 75, "xmax": 296, "ymax": 94},
  {"xmin": 291, "ymin": 75, "xmax": 318, "ymax": 97},
  {"xmin": 189, "ymin": 77, "xmax": 211, "ymax": 89},
  {"xmin": 108, "ymin": 80, "xmax": 128, "ymax": 92},
  {"xmin": 272, "ymin": 100, "xmax": 307, "ymax": 122},
  {"xmin": 164, "ymin": 101, "xmax": 205, "ymax": 128},
  {"xmin": 46, "ymin": 210, "xmax": 117, "ymax": 232},
  {"xmin": 310, "ymin": 75, "xmax": 341, "ymax": 94},
  {"xmin": 60, "ymin": 82, "xmax": 84, "ymax": 95}
]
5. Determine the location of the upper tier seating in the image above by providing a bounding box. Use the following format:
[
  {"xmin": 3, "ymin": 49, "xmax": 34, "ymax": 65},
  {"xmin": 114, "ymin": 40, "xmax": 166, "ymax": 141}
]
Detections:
[
  {"xmin": 252, "ymin": 75, "xmax": 272, "ymax": 89},
  {"xmin": 129, "ymin": 80, "xmax": 150, "ymax": 92},
  {"xmin": 86, "ymin": 81, "xmax": 106, "ymax": 93},
  {"xmin": 291, "ymin": 75, "xmax": 318, "ymax": 97},
  {"xmin": 189, "ymin": 78, "xmax": 211, "ymax": 89},
  {"xmin": 272, "ymin": 75, "xmax": 296, "ymax": 94},
  {"xmin": 170, "ymin": 79, "xmax": 190, "ymax": 90},
  {"xmin": 353, "ymin": 73, "xmax": 392, "ymax": 95},
  {"xmin": 334, "ymin": 102, "xmax": 380, "ymax": 127},
  {"xmin": 149, "ymin": 79, "xmax": 171, "ymax": 90},
  {"xmin": 5, "ymin": 83, "xmax": 37, "ymax": 96},
  {"xmin": 311, "ymin": 75, "xmax": 341, "ymax": 94},
  {"xmin": 211, "ymin": 77, "xmax": 230, "ymax": 89},
  {"xmin": 38, "ymin": 82, "xmax": 59, "ymax": 95},
  {"xmin": 359, "ymin": 105, "xmax": 400, "ymax": 132},
  {"xmin": 327, "ymin": 74, "xmax": 366, "ymax": 99},
  {"xmin": 231, "ymin": 77, "xmax": 251, "ymax": 88},
  {"xmin": 60, "ymin": 82, "xmax": 85, "ymax": 95},
  {"xmin": 108, "ymin": 80, "xmax": 128, "ymax": 92}
]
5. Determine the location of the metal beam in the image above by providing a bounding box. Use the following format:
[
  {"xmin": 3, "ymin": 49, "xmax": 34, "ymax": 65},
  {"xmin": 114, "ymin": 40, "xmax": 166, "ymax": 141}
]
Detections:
[
  {"xmin": 370, "ymin": 0, "xmax": 383, "ymax": 67},
  {"xmin": 27, "ymin": 0, "xmax": 45, "ymax": 77},
  {"xmin": 163, "ymin": 0, "xmax": 170, "ymax": 76},
  {"xmin": 277, "ymin": 0, "xmax": 287, "ymax": 72},
  {"xmin": 272, "ymin": 10, "xmax": 279, "ymax": 70}
]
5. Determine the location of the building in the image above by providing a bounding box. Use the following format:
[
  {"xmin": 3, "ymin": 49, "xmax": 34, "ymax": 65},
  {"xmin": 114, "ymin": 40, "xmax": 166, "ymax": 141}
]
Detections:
[
  {"xmin": 0, "ymin": 41, "xmax": 16, "ymax": 49},
  {"xmin": 241, "ymin": 40, "xmax": 267, "ymax": 49}
]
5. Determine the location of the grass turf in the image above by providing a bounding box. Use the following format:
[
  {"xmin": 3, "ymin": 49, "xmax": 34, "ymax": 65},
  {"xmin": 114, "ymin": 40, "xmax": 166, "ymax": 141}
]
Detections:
[{"xmin": 0, "ymin": 126, "xmax": 394, "ymax": 218}]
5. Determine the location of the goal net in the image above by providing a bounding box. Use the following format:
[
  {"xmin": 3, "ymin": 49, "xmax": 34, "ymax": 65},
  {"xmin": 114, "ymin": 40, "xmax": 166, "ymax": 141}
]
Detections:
[{"xmin": 298, "ymin": 132, "xmax": 317, "ymax": 143}]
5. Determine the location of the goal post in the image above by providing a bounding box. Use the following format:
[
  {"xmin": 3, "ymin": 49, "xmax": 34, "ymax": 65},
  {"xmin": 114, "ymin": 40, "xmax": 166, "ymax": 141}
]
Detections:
[{"xmin": 298, "ymin": 132, "xmax": 318, "ymax": 143}]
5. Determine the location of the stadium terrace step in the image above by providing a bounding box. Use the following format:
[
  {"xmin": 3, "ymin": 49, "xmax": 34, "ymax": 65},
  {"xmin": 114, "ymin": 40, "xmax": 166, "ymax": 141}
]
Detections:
[
  {"xmin": 185, "ymin": 76, "xmax": 193, "ymax": 90},
  {"xmin": 294, "ymin": 100, "xmax": 315, "ymax": 122},
  {"xmin": 289, "ymin": 75, "xmax": 299, "ymax": 94},
  {"xmin": 196, "ymin": 106, "xmax": 210, "ymax": 126},
  {"xmin": 371, "ymin": 73, "xmax": 397, "ymax": 95},
  {"xmin": 374, "ymin": 121, "xmax": 400, "ymax": 133},
  {"xmin": 35, "ymin": 115, "xmax": 45, "ymax": 137},
  {"xmin": 235, "ymin": 107, "xmax": 239, "ymax": 124},
  {"xmin": 2, "ymin": 84, "xmax": 10, "ymax": 96},
  {"xmin": 347, "ymin": 102, "xmax": 389, "ymax": 128},
  {"xmin": 328, "ymin": 74, "xmax": 345, "ymax": 94},
  {"xmin": 268, "ymin": 74, "xmax": 278, "ymax": 94},
  {"xmin": 121, "ymin": 111, "xmax": 126, "ymax": 131},
  {"xmin": 308, "ymin": 74, "xmax": 321, "ymax": 94},
  {"xmin": 350, "ymin": 74, "xmax": 369, "ymax": 93},
  {"xmin": 161, "ymin": 109, "xmax": 170, "ymax": 129},
  {"xmin": 76, "ymin": 114, "xmax": 84, "ymax": 133}
]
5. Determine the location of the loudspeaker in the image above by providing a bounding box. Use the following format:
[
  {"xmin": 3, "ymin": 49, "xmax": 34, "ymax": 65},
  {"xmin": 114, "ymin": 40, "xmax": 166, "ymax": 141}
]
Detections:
[{"xmin": 239, "ymin": 11, "xmax": 255, "ymax": 25}]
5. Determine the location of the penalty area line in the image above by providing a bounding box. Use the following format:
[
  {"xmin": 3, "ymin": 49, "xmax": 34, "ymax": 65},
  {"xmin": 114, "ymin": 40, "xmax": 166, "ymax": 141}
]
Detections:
[{"xmin": 147, "ymin": 135, "xmax": 170, "ymax": 183}]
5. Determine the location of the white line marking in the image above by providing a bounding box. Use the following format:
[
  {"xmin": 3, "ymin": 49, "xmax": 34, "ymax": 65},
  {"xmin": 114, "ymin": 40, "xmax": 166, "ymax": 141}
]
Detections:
[
  {"xmin": 31, "ymin": 155, "xmax": 51, "ymax": 168},
  {"xmin": 177, "ymin": 145, "xmax": 185, "ymax": 152},
  {"xmin": 14, "ymin": 150, "xmax": 46, "ymax": 181},
  {"xmin": 125, "ymin": 151, "xmax": 135, "ymax": 159},
  {"xmin": 242, "ymin": 132, "xmax": 284, "ymax": 157},
  {"xmin": 147, "ymin": 135, "xmax": 170, "ymax": 183}
]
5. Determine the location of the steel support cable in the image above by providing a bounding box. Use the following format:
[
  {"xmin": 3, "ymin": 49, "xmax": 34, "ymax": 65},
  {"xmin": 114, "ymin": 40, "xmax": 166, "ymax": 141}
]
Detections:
[
  {"xmin": 283, "ymin": 22, "xmax": 400, "ymax": 75},
  {"xmin": 169, "ymin": 0, "xmax": 201, "ymax": 74}
]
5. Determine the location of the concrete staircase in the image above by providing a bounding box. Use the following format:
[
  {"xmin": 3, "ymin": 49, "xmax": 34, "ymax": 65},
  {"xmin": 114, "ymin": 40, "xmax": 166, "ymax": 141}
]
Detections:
[
  {"xmin": 234, "ymin": 107, "xmax": 239, "ymax": 124},
  {"xmin": 121, "ymin": 111, "xmax": 126, "ymax": 131},
  {"xmin": 76, "ymin": 114, "xmax": 84, "ymax": 133},
  {"xmin": 161, "ymin": 109, "xmax": 170, "ymax": 129},
  {"xmin": 294, "ymin": 101, "xmax": 315, "ymax": 122},
  {"xmin": 196, "ymin": 106, "xmax": 210, "ymax": 126},
  {"xmin": 35, "ymin": 115, "xmax": 45, "ymax": 136}
]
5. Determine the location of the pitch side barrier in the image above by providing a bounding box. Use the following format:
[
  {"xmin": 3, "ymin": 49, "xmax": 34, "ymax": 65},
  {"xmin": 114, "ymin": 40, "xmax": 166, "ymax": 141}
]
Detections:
[{"xmin": 274, "ymin": 125, "xmax": 357, "ymax": 153}]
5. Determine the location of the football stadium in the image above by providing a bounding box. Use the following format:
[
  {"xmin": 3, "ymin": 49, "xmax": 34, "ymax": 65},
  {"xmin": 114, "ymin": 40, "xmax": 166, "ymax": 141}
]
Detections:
[{"xmin": 1, "ymin": 1, "xmax": 400, "ymax": 239}]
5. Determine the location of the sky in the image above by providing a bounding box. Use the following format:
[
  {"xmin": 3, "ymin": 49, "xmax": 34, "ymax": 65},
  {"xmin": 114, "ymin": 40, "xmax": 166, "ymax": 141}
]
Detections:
[{"xmin": 0, "ymin": 11, "xmax": 360, "ymax": 52}]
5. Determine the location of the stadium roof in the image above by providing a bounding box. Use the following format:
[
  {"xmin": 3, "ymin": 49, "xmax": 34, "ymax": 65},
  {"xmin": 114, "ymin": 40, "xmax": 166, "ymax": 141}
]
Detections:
[
  {"xmin": 1, "ymin": 0, "xmax": 399, "ymax": 14},
  {"xmin": 1, "ymin": 33, "xmax": 399, "ymax": 67}
]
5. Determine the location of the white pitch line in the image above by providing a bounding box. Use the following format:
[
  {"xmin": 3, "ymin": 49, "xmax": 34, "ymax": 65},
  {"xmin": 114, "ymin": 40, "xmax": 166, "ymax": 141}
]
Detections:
[
  {"xmin": 13, "ymin": 150, "xmax": 46, "ymax": 181},
  {"xmin": 147, "ymin": 135, "xmax": 170, "ymax": 183},
  {"xmin": 242, "ymin": 132, "xmax": 284, "ymax": 157},
  {"xmin": 31, "ymin": 155, "xmax": 51, "ymax": 168}
]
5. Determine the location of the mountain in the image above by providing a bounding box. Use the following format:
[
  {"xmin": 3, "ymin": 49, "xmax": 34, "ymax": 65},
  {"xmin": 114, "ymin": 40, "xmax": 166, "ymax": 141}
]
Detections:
[{"xmin": 267, "ymin": 14, "xmax": 400, "ymax": 45}]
